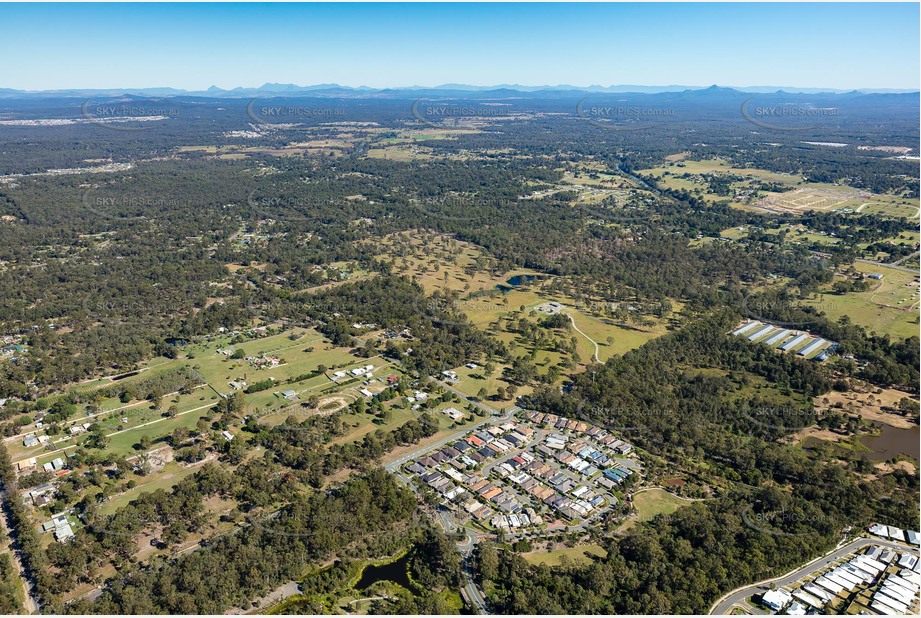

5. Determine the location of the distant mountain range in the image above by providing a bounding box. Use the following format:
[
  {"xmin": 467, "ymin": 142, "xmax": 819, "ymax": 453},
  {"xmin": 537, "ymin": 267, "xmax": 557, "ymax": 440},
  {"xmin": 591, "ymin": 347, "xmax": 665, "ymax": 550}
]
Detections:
[{"xmin": 0, "ymin": 82, "xmax": 917, "ymax": 99}]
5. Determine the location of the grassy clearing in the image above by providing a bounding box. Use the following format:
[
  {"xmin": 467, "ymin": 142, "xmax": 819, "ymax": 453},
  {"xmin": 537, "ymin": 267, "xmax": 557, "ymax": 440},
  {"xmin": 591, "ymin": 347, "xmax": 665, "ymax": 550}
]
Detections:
[
  {"xmin": 521, "ymin": 544, "xmax": 608, "ymax": 567},
  {"xmin": 802, "ymin": 261, "xmax": 919, "ymax": 340},
  {"xmin": 627, "ymin": 488, "xmax": 696, "ymax": 526}
]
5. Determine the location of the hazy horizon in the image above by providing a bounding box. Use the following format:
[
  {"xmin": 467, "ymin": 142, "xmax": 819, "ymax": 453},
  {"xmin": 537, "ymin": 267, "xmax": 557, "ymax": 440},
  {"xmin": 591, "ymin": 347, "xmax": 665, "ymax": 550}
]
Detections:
[{"xmin": 1, "ymin": 2, "xmax": 918, "ymax": 91}]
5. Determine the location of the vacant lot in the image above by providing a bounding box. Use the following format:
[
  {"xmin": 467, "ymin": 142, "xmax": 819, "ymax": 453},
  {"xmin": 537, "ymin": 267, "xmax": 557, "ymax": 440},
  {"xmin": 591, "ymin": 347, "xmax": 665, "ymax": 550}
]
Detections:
[{"xmin": 521, "ymin": 543, "xmax": 608, "ymax": 567}]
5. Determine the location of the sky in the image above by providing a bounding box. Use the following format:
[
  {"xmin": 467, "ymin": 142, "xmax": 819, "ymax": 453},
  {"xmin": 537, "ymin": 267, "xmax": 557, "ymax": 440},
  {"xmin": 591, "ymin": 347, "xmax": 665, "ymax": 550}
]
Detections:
[{"xmin": 1, "ymin": 2, "xmax": 918, "ymax": 91}]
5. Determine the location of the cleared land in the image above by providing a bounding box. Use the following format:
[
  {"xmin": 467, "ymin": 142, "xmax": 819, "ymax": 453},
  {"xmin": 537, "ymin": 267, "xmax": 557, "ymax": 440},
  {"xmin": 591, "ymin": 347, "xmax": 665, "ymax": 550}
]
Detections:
[
  {"xmin": 802, "ymin": 262, "xmax": 919, "ymax": 340},
  {"xmin": 521, "ymin": 544, "xmax": 608, "ymax": 567}
]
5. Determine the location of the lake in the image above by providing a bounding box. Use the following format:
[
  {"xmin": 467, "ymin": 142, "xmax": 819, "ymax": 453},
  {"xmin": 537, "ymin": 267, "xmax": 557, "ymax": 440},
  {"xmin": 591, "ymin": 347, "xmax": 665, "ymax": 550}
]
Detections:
[
  {"xmin": 496, "ymin": 274, "xmax": 542, "ymax": 292},
  {"xmin": 860, "ymin": 423, "xmax": 920, "ymax": 462},
  {"xmin": 354, "ymin": 552, "xmax": 413, "ymax": 591}
]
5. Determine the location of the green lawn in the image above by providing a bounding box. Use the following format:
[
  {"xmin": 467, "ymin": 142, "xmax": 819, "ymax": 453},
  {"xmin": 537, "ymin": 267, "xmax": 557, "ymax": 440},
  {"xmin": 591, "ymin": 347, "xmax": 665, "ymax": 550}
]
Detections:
[
  {"xmin": 521, "ymin": 544, "xmax": 608, "ymax": 567},
  {"xmin": 627, "ymin": 488, "xmax": 696, "ymax": 526}
]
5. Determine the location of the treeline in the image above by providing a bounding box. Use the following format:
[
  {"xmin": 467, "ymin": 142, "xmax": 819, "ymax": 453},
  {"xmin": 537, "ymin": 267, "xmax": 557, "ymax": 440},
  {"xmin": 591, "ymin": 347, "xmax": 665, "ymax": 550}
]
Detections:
[
  {"xmin": 300, "ymin": 274, "xmax": 507, "ymax": 375},
  {"xmin": 65, "ymin": 469, "xmax": 417, "ymax": 614},
  {"xmin": 505, "ymin": 311, "xmax": 919, "ymax": 613},
  {"xmin": 251, "ymin": 412, "xmax": 440, "ymax": 482},
  {"xmin": 0, "ymin": 444, "xmax": 51, "ymax": 608},
  {"xmin": 0, "ymin": 552, "xmax": 23, "ymax": 613}
]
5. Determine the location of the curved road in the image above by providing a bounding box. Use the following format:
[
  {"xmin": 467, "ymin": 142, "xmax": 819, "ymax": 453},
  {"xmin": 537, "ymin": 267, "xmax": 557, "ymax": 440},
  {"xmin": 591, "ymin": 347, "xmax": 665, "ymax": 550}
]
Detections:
[
  {"xmin": 566, "ymin": 313, "xmax": 600, "ymax": 363},
  {"xmin": 709, "ymin": 536, "xmax": 914, "ymax": 614},
  {"xmin": 382, "ymin": 377, "xmax": 517, "ymax": 614}
]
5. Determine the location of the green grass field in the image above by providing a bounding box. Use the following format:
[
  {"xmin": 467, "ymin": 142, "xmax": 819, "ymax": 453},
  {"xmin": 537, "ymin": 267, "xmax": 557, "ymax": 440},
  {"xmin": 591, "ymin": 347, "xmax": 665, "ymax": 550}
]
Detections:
[
  {"xmin": 623, "ymin": 488, "xmax": 696, "ymax": 529},
  {"xmin": 521, "ymin": 544, "xmax": 608, "ymax": 567},
  {"xmin": 802, "ymin": 262, "xmax": 919, "ymax": 340}
]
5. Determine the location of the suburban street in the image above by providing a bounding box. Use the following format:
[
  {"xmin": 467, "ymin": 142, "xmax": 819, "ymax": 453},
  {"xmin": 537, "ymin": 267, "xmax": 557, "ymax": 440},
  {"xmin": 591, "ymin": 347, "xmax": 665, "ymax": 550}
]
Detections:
[
  {"xmin": 709, "ymin": 536, "xmax": 916, "ymax": 615},
  {"xmin": 382, "ymin": 377, "xmax": 519, "ymax": 614}
]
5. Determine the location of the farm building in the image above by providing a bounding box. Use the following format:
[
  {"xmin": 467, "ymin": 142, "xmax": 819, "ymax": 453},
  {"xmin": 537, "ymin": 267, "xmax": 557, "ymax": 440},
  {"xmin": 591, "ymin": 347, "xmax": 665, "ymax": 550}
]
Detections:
[
  {"xmin": 747, "ymin": 324, "xmax": 776, "ymax": 342},
  {"xmin": 764, "ymin": 328, "xmax": 792, "ymax": 346},
  {"xmin": 732, "ymin": 321, "xmax": 761, "ymax": 336},
  {"xmin": 780, "ymin": 333, "xmax": 810, "ymax": 351},
  {"xmin": 797, "ymin": 338, "xmax": 827, "ymax": 357}
]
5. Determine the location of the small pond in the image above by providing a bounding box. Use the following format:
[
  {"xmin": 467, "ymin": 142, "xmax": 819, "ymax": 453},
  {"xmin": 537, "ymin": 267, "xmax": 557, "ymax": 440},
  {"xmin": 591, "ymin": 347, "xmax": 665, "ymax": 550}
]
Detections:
[
  {"xmin": 859, "ymin": 424, "xmax": 919, "ymax": 462},
  {"xmin": 355, "ymin": 552, "xmax": 413, "ymax": 591}
]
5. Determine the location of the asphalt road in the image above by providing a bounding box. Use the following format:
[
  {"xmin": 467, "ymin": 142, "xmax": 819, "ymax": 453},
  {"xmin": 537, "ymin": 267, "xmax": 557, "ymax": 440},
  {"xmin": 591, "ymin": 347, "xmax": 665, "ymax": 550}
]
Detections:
[
  {"xmin": 709, "ymin": 536, "xmax": 915, "ymax": 614},
  {"xmin": 381, "ymin": 377, "xmax": 516, "ymax": 614},
  {"xmin": 854, "ymin": 257, "xmax": 919, "ymax": 274}
]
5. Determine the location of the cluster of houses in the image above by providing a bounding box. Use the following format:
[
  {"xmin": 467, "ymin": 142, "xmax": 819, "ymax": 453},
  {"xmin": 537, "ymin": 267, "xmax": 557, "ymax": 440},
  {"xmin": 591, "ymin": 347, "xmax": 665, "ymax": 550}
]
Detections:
[
  {"xmin": 443, "ymin": 407, "xmax": 466, "ymax": 421},
  {"xmin": 762, "ymin": 543, "xmax": 921, "ymax": 615},
  {"xmin": 68, "ymin": 422, "xmax": 93, "ymax": 436},
  {"xmin": 42, "ymin": 456, "xmax": 67, "ymax": 473},
  {"xmin": 28, "ymin": 484, "xmax": 53, "ymax": 507},
  {"xmin": 331, "ymin": 364, "xmax": 376, "ymax": 381},
  {"xmin": 536, "ymin": 301, "xmax": 562, "ymax": 315},
  {"xmin": 405, "ymin": 413, "xmax": 639, "ymax": 532},
  {"xmin": 524, "ymin": 411, "xmax": 634, "ymax": 452},
  {"xmin": 41, "ymin": 514, "xmax": 75, "ymax": 543},
  {"xmin": 247, "ymin": 355, "xmax": 280, "ymax": 369},
  {"xmin": 0, "ymin": 342, "xmax": 26, "ymax": 362},
  {"xmin": 869, "ymin": 522, "xmax": 921, "ymax": 546},
  {"xmin": 406, "ymin": 422, "xmax": 540, "ymax": 526},
  {"xmin": 440, "ymin": 363, "xmax": 480, "ymax": 384},
  {"xmin": 22, "ymin": 434, "xmax": 51, "ymax": 448}
]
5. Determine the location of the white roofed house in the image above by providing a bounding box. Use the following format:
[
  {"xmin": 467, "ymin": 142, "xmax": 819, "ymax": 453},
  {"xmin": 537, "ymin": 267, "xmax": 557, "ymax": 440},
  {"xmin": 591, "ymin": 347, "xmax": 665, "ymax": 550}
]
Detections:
[
  {"xmin": 886, "ymin": 525, "xmax": 905, "ymax": 541},
  {"xmin": 760, "ymin": 589, "xmax": 792, "ymax": 611}
]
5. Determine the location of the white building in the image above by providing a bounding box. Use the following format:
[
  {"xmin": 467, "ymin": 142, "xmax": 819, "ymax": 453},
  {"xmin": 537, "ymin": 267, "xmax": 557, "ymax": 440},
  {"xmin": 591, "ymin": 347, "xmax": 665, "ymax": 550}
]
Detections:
[{"xmin": 761, "ymin": 589, "xmax": 792, "ymax": 611}]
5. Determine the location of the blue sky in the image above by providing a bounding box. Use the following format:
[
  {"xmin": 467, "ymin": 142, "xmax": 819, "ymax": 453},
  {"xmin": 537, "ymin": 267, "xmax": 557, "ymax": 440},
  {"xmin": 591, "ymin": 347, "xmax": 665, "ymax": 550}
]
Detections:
[{"xmin": 1, "ymin": 2, "xmax": 918, "ymax": 90}]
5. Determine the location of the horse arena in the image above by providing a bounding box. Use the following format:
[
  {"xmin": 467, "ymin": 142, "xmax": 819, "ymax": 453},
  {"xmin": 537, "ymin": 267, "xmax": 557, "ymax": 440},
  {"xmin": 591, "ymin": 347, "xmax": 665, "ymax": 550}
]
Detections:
[{"xmin": 754, "ymin": 187, "xmax": 866, "ymax": 214}]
